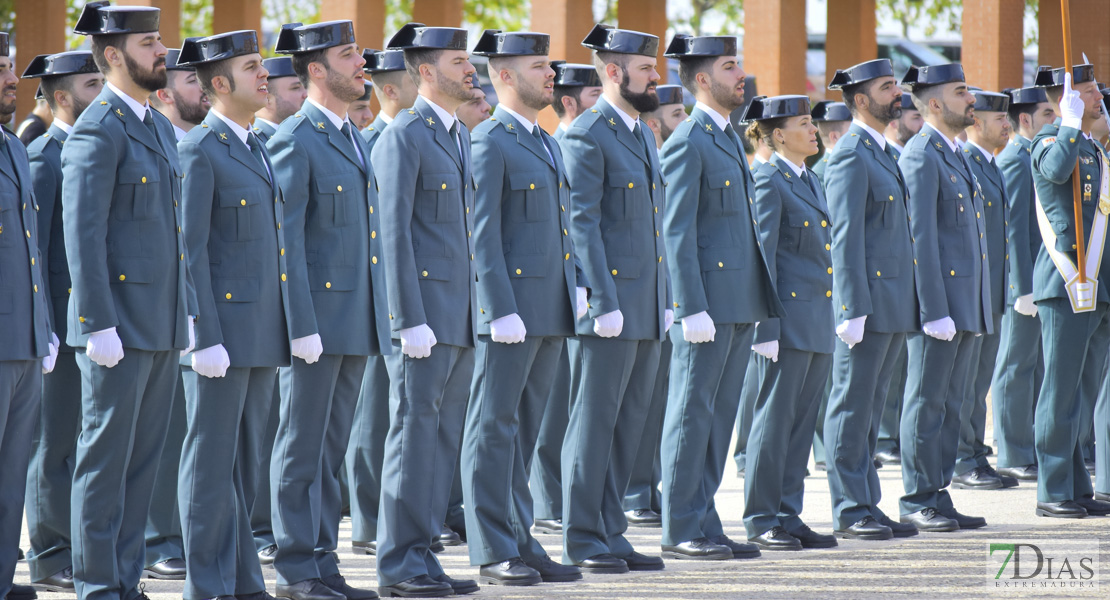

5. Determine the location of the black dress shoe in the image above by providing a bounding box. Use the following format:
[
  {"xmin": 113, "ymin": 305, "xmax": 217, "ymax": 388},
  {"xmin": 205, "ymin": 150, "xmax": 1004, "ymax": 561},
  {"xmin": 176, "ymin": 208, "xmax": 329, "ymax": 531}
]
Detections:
[
  {"xmin": 748, "ymin": 526, "xmax": 802, "ymax": 551},
  {"xmin": 1095, "ymin": 492, "xmax": 1110, "ymax": 502},
  {"xmin": 144, "ymin": 558, "xmax": 186, "ymax": 580},
  {"xmin": 237, "ymin": 592, "xmax": 278, "ymax": 600},
  {"xmin": 982, "ymin": 465, "xmax": 1019, "ymax": 488},
  {"xmin": 1036, "ymin": 500, "xmax": 1088, "ymax": 519},
  {"xmin": 622, "ymin": 551, "xmax": 665, "ymax": 571},
  {"xmin": 900, "ymin": 508, "xmax": 959, "ymax": 532},
  {"xmin": 874, "ymin": 448, "xmax": 901, "ymax": 465},
  {"xmin": 996, "ymin": 464, "xmax": 1038, "ymax": 481},
  {"xmin": 6, "ymin": 585, "xmax": 37, "ymax": 600},
  {"xmin": 352, "ymin": 540, "xmax": 377, "ymax": 555},
  {"xmin": 787, "ymin": 524, "xmax": 838, "ymax": 549},
  {"xmin": 575, "ymin": 553, "xmax": 629, "ymax": 574},
  {"xmin": 478, "ymin": 558, "xmax": 542, "ymax": 586},
  {"xmin": 1075, "ymin": 496, "xmax": 1110, "ymax": 516},
  {"xmin": 951, "ymin": 466, "xmax": 1003, "ymax": 490},
  {"xmin": 322, "ymin": 573, "xmax": 378, "ymax": 600},
  {"xmin": 938, "ymin": 507, "xmax": 987, "ymax": 529},
  {"xmin": 876, "ymin": 515, "xmax": 918, "ymax": 538},
  {"xmin": 275, "ymin": 579, "xmax": 346, "ymax": 600},
  {"xmin": 834, "ymin": 516, "xmax": 893, "ymax": 540},
  {"xmin": 434, "ymin": 524, "xmax": 462, "ymax": 547},
  {"xmin": 430, "ymin": 574, "xmax": 478, "ymax": 595},
  {"xmin": 429, "ymin": 540, "xmax": 445, "ymax": 554},
  {"xmin": 522, "ymin": 555, "xmax": 582, "ymax": 582},
  {"xmin": 258, "ymin": 545, "xmax": 277, "ymax": 566},
  {"xmin": 873, "ymin": 458, "xmax": 883, "ymax": 470},
  {"xmin": 660, "ymin": 538, "xmax": 732, "ymax": 560},
  {"xmin": 32, "ymin": 566, "xmax": 74, "ymax": 592},
  {"xmin": 708, "ymin": 535, "xmax": 761, "ymax": 559},
  {"xmin": 625, "ymin": 509, "xmax": 662, "ymax": 528},
  {"xmin": 377, "ymin": 575, "xmax": 452, "ymax": 598},
  {"xmin": 17, "ymin": 549, "xmax": 24, "ymax": 561},
  {"xmin": 532, "ymin": 518, "xmax": 562, "ymax": 535}
]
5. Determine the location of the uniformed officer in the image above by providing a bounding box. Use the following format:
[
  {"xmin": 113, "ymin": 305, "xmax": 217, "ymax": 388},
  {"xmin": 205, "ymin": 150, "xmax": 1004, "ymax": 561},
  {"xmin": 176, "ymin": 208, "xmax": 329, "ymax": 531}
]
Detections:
[
  {"xmin": 953, "ymin": 90, "xmax": 1014, "ymax": 490},
  {"xmin": 559, "ymin": 23, "xmax": 671, "ymax": 574},
  {"xmin": 346, "ymin": 46, "xmax": 416, "ymax": 559},
  {"xmin": 822, "ymin": 59, "xmax": 919, "ymax": 541},
  {"xmin": 745, "ymin": 95, "xmax": 837, "ymax": 551},
  {"xmin": 810, "ymin": 100, "xmax": 851, "ymax": 184},
  {"xmin": 21, "ymin": 50, "xmax": 103, "ymax": 594},
  {"xmin": 656, "ymin": 34, "xmax": 772, "ymax": 562},
  {"xmin": 990, "ymin": 86, "xmax": 1054, "ymax": 482},
  {"xmin": 458, "ymin": 29, "xmax": 586, "ymax": 586},
  {"xmin": 457, "ymin": 84, "xmax": 492, "ymax": 131},
  {"xmin": 253, "ymin": 56, "xmax": 305, "ymax": 142},
  {"xmin": 150, "ymin": 48, "xmax": 210, "ymax": 141},
  {"xmin": 623, "ymin": 83, "xmax": 685, "ymax": 529},
  {"xmin": 897, "ymin": 64, "xmax": 991, "ymax": 532},
  {"xmin": 265, "ymin": 20, "xmax": 387, "ymax": 600},
  {"xmin": 1029, "ymin": 65, "xmax": 1110, "ymax": 518},
  {"xmin": 63, "ymin": 4, "xmax": 199, "ymax": 599},
  {"xmin": 173, "ymin": 31, "xmax": 292, "ymax": 600},
  {"xmin": 373, "ymin": 22, "xmax": 480, "ymax": 598},
  {"xmin": 883, "ymin": 93, "xmax": 923, "ymax": 157},
  {"xmin": 0, "ymin": 30, "xmax": 59, "ymax": 600},
  {"xmin": 530, "ymin": 61, "xmax": 603, "ymax": 537},
  {"xmin": 349, "ymin": 81, "xmax": 374, "ymax": 130}
]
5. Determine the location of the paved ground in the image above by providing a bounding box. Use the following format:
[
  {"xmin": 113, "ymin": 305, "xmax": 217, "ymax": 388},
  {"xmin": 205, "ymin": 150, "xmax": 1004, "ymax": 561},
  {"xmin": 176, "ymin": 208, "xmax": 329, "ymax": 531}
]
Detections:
[{"xmin": 15, "ymin": 430, "xmax": 1109, "ymax": 599}]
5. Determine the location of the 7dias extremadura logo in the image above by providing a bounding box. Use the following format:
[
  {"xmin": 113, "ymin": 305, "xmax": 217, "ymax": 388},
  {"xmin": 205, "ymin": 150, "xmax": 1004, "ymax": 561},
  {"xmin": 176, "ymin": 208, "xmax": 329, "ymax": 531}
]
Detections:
[{"xmin": 987, "ymin": 541, "xmax": 1100, "ymax": 593}]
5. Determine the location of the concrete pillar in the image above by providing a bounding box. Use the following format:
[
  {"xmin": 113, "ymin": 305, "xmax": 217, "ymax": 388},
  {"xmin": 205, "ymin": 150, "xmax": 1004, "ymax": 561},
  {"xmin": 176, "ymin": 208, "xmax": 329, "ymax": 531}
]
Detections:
[
  {"xmin": 413, "ymin": 0, "xmax": 464, "ymax": 27},
  {"xmin": 1039, "ymin": 0, "xmax": 1110, "ymax": 85},
  {"xmin": 213, "ymin": 0, "xmax": 262, "ymax": 38},
  {"xmin": 824, "ymin": 0, "xmax": 876, "ymax": 100},
  {"xmin": 962, "ymin": 0, "xmax": 1024, "ymax": 91},
  {"xmin": 617, "ymin": 0, "xmax": 668, "ymax": 82},
  {"xmin": 321, "ymin": 0, "xmax": 386, "ymax": 51},
  {"xmin": 743, "ymin": 0, "xmax": 807, "ymax": 96},
  {"xmin": 14, "ymin": 0, "xmax": 67, "ymax": 123},
  {"xmin": 121, "ymin": 0, "xmax": 183, "ymax": 48}
]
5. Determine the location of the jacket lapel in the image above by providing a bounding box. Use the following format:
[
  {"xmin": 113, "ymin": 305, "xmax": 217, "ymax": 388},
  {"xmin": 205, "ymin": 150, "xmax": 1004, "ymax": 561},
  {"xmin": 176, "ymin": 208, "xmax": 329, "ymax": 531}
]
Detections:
[
  {"xmin": 772, "ymin": 154, "xmax": 824, "ymax": 213},
  {"xmin": 104, "ymin": 89, "xmax": 168, "ymax": 160},
  {"xmin": 495, "ymin": 106, "xmax": 553, "ymax": 170},
  {"xmin": 926, "ymin": 126, "xmax": 972, "ymax": 185},
  {"xmin": 692, "ymin": 108, "xmax": 741, "ymax": 161},
  {"xmin": 415, "ymin": 97, "xmax": 463, "ymax": 172},
  {"xmin": 852, "ymin": 123, "xmax": 900, "ymax": 180},
  {"xmin": 204, "ymin": 113, "xmax": 271, "ymax": 183},
  {"xmin": 300, "ymin": 102, "xmax": 364, "ymax": 173},
  {"xmin": 597, "ymin": 97, "xmax": 649, "ymax": 167}
]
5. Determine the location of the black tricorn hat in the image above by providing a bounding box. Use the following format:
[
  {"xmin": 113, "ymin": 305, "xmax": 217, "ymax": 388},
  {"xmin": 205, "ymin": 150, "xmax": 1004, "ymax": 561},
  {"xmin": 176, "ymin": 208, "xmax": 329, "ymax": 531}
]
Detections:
[
  {"xmin": 262, "ymin": 57, "xmax": 295, "ymax": 79},
  {"xmin": 387, "ymin": 22, "xmax": 468, "ymax": 51},
  {"xmin": 900, "ymin": 63, "xmax": 966, "ymax": 90},
  {"xmin": 177, "ymin": 30, "xmax": 259, "ymax": 68},
  {"xmin": 828, "ymin": 58, "xmax": 893, "ymax": 91},
  {"xmin": 1034, "ymin": 64, "xmax": 1095, "ymax": 87},
  {"xmin": 275, "ymin": 21, "xmax": 357, "ymax": 54},
  {"xmin": 810, "ymin": 100, "xmax": 851, "ymax": 122},
  {"xmin": 74, "ymin": 2, "xmax": 160, "ymax": 36},
  {"xmin": 1007, "ymin": 86, "xmax": 1047, "ymax": 106},
  {"xmin": 552, "ymin": 61, "xmax": 601, "ymax": 88},
  {"xmin": 581, "ymin": 23, "xmax": 658, "ymax": 57},
  {"xmin": 0, "ymin": 33, "xmax": 8, "ymax": 58},
  {"xmin": 656, "ymin": 84, "xmax": 685, "ymax": 106},
  {"xmin": 741, "ymin": 95, "xmax": 812, "ymax": 122},
  {"xmin": 972, "ymin": 90, "xmax": 1009, "ymax": 112},
  {"xmin": 21, "ymin": 51, "xmax": 99, "ymax": 79},
  {"xmin": 471, "ymin": 30, "xmax": 550, "ymax": 57},
  {"xmin": 900, "ymin": 92, "xmax": 916, "ymax": 110},
  {"xmin": 664, "ymin": 34, "xmax": 737, "ymax": 59},
  {"xmin": 363, "ymin": 48, "xmax": 406, "ymax": 73},
  {"xmin": 164, "ymin": 47, "xmax": 195, "ymax": 71}
]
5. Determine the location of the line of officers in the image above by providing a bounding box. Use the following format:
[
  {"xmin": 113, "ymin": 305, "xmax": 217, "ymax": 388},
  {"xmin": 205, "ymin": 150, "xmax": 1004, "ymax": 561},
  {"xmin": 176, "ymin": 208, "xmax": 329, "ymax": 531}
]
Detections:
[{"xmin": 2, "ymin": 2, "xmax": 1109, "ymax": 600}]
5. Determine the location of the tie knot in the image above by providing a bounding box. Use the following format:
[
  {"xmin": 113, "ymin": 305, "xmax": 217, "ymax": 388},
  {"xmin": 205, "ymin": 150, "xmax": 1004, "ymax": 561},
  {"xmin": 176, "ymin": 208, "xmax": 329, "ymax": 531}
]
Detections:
[{"xmin": 531, "ymin": 125, "xmax": 543, "ymax": 140}]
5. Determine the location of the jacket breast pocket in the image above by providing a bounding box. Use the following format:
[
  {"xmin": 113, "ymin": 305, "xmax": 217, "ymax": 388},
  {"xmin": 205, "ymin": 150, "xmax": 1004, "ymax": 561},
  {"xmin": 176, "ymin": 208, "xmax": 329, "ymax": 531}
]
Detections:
[
  {"xmin": 508, "ymin": 172, "xmax": 549, "ymax": 222},
  {"xmin": 943, "ymin": 258, "xmax": 972, "ymax": 278},
  {"xmin": 507, "ymin": 255, "xmax": 547, "ymax": 279},
  {"xmin": 707, "ymin": 170, "xmax": 743, "ymax": 215},
  {"xmin": 608, "ymin": 170, "xmax": 649, "ymax": 220},
  {"xmin": 940, "ymin": 182, "xmax": 971, "ymax": 228},
  {"xmin": 417, "ymin": 257, "xmax": 454, "ymax": 282},
  {"xmin": 217, "ymin": 187, "xmax": 264, "ymax": 241},
  {"xmin": 117, "ymin": 167, "xmax": 159, "ymax": 221},
  {"xmin": 697, "ymin": 247, "xmax": 743, "ymax": 273},
  {"xmin": 0, "ymin": 202, "xmax": 15, "ymax": 248},
  {"xmin": 783, "ymin": 210, "xmax": 810, "ymax": 252},
  {"xmin": 873, "ymin": 185, "xmax": 901, "ymax": 230},
  {"xmin": 213, "ymin": 277, "xmax": 259, "ymax": 303},
  {"xmin": 421, "ymin": 173, "xmax": 461, "ymax": 223},
  {"xmin": 107, "ymin": 258, "xmax": 153, "ymax": 285},
  {"xmin": 315, "ymin": 174, "xmax": 357, "ymax": 227}
]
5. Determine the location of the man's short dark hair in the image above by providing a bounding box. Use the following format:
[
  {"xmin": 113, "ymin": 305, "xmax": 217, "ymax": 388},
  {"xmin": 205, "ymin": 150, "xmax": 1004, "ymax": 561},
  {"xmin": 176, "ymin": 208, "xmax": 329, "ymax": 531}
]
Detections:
[
  {"xmin": 195, "ymin": 60, "xmax": 235, "ymax": 98},
  {"xmin": 91, "ymin": 33, "xmax": 129, "ymax": 74},
  {"xmin": 1044, "ymin": 85, "xmax": 1064, "ymax": 104},
  {"xmin": 909, "ymin": 85, "xmax": 942, "ymax": 113},
  {"xmin": 404, "ymin": 48, "xmax": 445, "ymax": 86},
  {"xmin": 677, "ymin": 55, "xmax": 717, "ymax": 95},
  {"xmin": 816, "ymin": 119, "xmax": 850, "ymax": 141},
  {"xmin": 552, "ymin": 87, "xmax": 581, "ymax": 118},
  {"xmin": 840, "ymin": 80, "xmax": 877, "ymax": 116},
  {"xmin": 40, "ymin": 77, "xmax": 73, "ymax": 112},
  {"xmin": 1008, "ymin": 103, "xmax": 1039, "ymax": 129},
  {"xmin": 291, "ymin": 47, "xmax": 329, "ymax": 87},
  {"xmin": 371, "ymin": 69, "xmax": 406, "ymax": 102},
  {"xmin": 592, "ymin": 51, "xmax": 629, "ymax": 76}
]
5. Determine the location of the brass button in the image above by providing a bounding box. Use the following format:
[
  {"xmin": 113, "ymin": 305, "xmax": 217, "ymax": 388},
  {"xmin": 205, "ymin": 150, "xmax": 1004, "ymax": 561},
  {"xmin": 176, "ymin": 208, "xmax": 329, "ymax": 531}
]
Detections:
[
  {"xmin": 79, "ymin": 316, "xmax": 86, "ymax": 323},
  {"xmin": 658, "ymin": 256, "xmax": 662, "ymax": 263},
  {"xmin": 368, "ymin": 182, "xmax": 372, "ymax": 188},
  {"xmin": 914, "ymin": 259, "xmax": 918, "ymax": 264},
  {"xmin": 371, "ymin": 231, "xmax": 376, "ymax": 239},
  {"xmin": 876, "ymin": 271, "xmax": 881, "ymax": 277},
  {"xmin": 977, "ymin": 212, "xmax": 981, "ymax": 218},
  {"xmin": 118, "ymin": 274, "xmax": 126, "ymax": 281},
  {"xmin": 31, "ymin": 257, "xmax": 35, "ymax": 265},
  {"xmin": 804, "ymin": 221, "xmax": 809, "ymax": 227},
  {"xmin": 791, "ymin": 292, "xmax": 797, "ymax": 297},
  {"xmin": 337, "ymin": 185, "xmax": 343, "ymax": 192},
  {"xmin": 325, "ymin": 282, "xmax": 332, "ymax": 289},
  {"xmin": 988, "ymin": 202, "xmax": 992, "ymax": 207},
  {"xmin": 372, "ymin": 256, "xmax": 378, "ymax": 264},
  {"xmin": 422, "ymin": 270, "xmax": 429, "ymax": 277},
  {"xmin": 33, "ymin": 285, "xmax": 38, "ymax": 293},
  {"xmin": 480, "ymin": 308, "xmax": 485, "ymax": 314},
  {"xmin": 959, "ymin": 205, "xmax": 964, "ymax": 212},
  {"xmin": 827, "ymin": 267, "xmax": 833, "ymax": 274},
  {"xmin": 725, "ymin": 180, "xmax": 731, "ymax": 187},
  {"xmin": 280, "ymin": 248, "xmax": 285, "ymax": 256},
  {"xmin": 565, "ymin": 253, "xmax": 570, "ymax": 260},
  {"xmin": 529, "ymin": 183, "xmax": 535, "ymax": 190},
  {"xmin": 718, "ymin": 261, "xmax": 724, "ymax": 268},
  {"xmin": 842, "ymin": 305, "xmax": 847, "ymax": 310},
  {"xmin": 369, "ymin": 206, "xmax": 374, "ymax": 213},
  {"xmin": 515, "ymin": 268, "xmax": 522, "ymax": 275},
  {"xmin": 225, "ymin": 292, "xmax": 232, "ymax": 300},
  {"xmin": 1070, "ymin": 138, "xmax": 1076, "ymax": 143},
  {"xmin": 561, "ymin": 205, "xmax": 566, "ymax": 212},
  {"xmin": 888, "ymin": 195, "xmax": 893, "ymax": 201},
  {"xmin": 825, "ymin": 243, "xmax": 831, "ymax": 251},
  {"xmin": 241, "ymin": 199, "xmax": 247, "ymax": 206},
  {"xmin": 950, "ymin": 269, "xmax": 955, "ymax": 276},
  {"xmin": 564, "ymin": 228, "xmax": 568, "ymax": 236},
  {"xmin": 826, "ymin": 290, "xmax": 832, "ymax": 297},
  {"xmin": 656, "ymin": 230, "xmax": 659, "ymax": 237},
  {"xmin": 180, "ymin": 253, "xmax": 184, "ymax": 260},
  {"xmin": 611, "ymin": 269, "xmax": 618, "ymax": 275},
  {"xmin": 958, "ymin": 193, "xmax": 963, "ymax": 198},
  {"xmin": 26, "ymin": 230, "xmax": 30, "ymax": 238},
  {"xmin": 141, "ymin": 176, "xmax": 147, "ymax": 183},
  {"xmin": 627, "ymin": 182, "xmax": 634, "ymax": 189},
  {"xmin": 441, "ymin": 183, "xmax": 447, "ymax": 190},
  {"xmin": 821, "ymin": 220, "xmax": 828, "ymax": 227},
  {"xmin": 281, "ymin": 273, "xmax": 287, "ymax": 281},
  {"xmin": 652, "ymin": 183, "xmax": 656, "ymax": 189},
  {"xmin": 1087, "ymin": 174, "xmax": 1092, "ymax": 180}
]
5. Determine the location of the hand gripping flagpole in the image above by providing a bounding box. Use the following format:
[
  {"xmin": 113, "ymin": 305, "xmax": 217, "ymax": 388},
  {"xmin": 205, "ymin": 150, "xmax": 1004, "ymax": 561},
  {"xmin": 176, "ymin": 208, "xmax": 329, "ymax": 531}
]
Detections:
[{"xmin": 1062, "ymin": 0, "xmax": 1087, "ymax": 285}]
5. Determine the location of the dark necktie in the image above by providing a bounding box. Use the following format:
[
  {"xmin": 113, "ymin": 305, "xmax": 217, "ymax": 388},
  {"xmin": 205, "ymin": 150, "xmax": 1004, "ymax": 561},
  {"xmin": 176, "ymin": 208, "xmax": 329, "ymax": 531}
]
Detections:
[
  {"xmin": 340, "ymin": 121, "xmax": 365, "ymax": 168},
  {"xmin": 143, "ymin": 109, "xmax": 161, "ymax": 146},
  {"xmin": 634, "ymin": 122, "xmax": 653, "ymax": 160},
  {"xmin": 450, "ymin": 122, "xmax": 467, "ymax": 176},
  {"xmin": 531, "ymin": 126, "xmax": 553, "ymax": 167},
  {"xmin": 246, "ymin": 132, "xmax": 270, "ymax": 183}
]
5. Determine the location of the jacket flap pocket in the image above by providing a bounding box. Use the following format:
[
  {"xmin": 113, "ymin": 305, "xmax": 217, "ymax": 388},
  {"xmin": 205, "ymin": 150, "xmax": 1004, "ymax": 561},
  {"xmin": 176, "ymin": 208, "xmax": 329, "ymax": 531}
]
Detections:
[
  {"xmin": 315, "ymin": 173, "xmax": 356, "ymax": 195},
  {"xmin": 508, "ymin": 172, "xmax": 547, "ymax": 191},
  {"xmin": 606, "ymin": 258, "xmax": 642, "ymax": 279},
  {"xmin": 867, "ymin": 256, "xmax": 900, "ymax": 279},
  {"xmin": 943, "ymin": 258, "xmax": 972, "ymax": 278},
  {"xmin": 607, "ymin": 170, "xmax": 647, "ymax": 189},
  {"xmin": 697, "ymin": 247, "xmax": 742, "ymax": 271},
  {"xmin": 108, "ymin": 258, "xmax": 153, "ymax": 283},
  {"xmin": 422, "ymin": 173, "xmax": 459, "ymax": 191},
  {"xmin": 508, "ymin": 255, "xmax": 546, "ymax": 278},
  {"xmin": 218, "ymin": 186, "xmax": 262, "ymax": 208},
  {"xmin": 213, "ymin": 277, "xmax": 259, "ymax": 302},
  {"xmin": 417, "ymin": 257, "xmax": 454, "ymax": 281},
  {"xmin": 309, "ymin": 266, "xmax": 356, "ymax": 291},
  {"xmin": 118, "ymin": 166, "xmax": 159, "ymax": 185},
  {"xmin": 707, "ymin": 171, "xmax": 742, "ymax": 190}
]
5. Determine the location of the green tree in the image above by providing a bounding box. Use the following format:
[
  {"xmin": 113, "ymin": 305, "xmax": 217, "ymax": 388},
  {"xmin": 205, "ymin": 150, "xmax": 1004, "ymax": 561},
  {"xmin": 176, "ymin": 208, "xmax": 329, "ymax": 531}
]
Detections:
[{"xmin": 669, "ymin": 0, "xmax": 744, "ymax": 37}]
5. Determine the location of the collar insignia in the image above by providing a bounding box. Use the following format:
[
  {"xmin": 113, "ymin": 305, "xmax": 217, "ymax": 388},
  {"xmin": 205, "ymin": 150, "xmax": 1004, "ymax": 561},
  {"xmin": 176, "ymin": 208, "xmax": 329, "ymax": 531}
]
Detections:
[
  {"xmin": 506, "ymin": 123, "xmax": 514, "ymax": 131},
  {"xmin": 218, "ymin": 132, "xmax": 228, "ymax": 141},
  {"xmin": 115, "ymin": 108, "xmax": 124, "ymax": 118},
  {"xmin": 608, "ymin": 118, "xmax": 616, "ymax": 126},
  {"xmin": 317, "ymin": 122, "xmax": 326, "ymax": 130},
  {"xmin": 426, "ymin": 116, "xmax": 435, "ymax": 126},
  {"xmin": 705, "ymin": 123, "xmax": 713, "ymax": 132}
]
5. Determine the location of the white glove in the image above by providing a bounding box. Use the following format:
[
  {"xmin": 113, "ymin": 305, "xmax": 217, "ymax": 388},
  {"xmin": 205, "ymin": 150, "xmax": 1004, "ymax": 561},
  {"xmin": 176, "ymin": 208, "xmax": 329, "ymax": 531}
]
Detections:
[
  {"xmin": 836, "ymin": 316, "xmax": 866, "ymax": 349},
  {"xmin": 181, "ymin": 316, "xmax": 196, "ymax": 357},
  {"xmin": 593, "ymin": 309, "xmax": 624, "ymax": 338},
  {"xmin": 490, "ymin": 313, "xmax": 527, "ymax": 344},
  {"xmin": 1060, "ymin": 72, "xmax": 1085, "ymax": 128},
  {"xmin": 922, "ymin": 316, "xmax": 957, "ymax": 341},
  {"xmin": 191, "ymin": 343, "xmax": 231, "ymax": 378},
  {"xmin": 752, "ymin": 340, "xmax": 779, "ymax": 363},
  {"xmin": 664, "ymin": 309, "xmax": 675, "ymax": 333},
  {"xmin": 291, "ymin": 333, "xmax": 324, "ymax": 364},
  {"xmin": 1014, "ymin": 294, "xmax": 1038, "ymax": 317},
  {"xmin": 576, "ymin": 287, "xmax": 588, "ymax": 319},
  {"xmin": 681, "ymin": 310, "xmax": 717, "ymax": 343},
  {"xmin": 42, "ymin": 333, "xmax": 59, "ymax": 374},
  {"xmin": 399, "ymin": 324, "xmax": 437, "ymax": 359},
  {"xmin": 86, "ymin": 327, "xmax": 125, "ymax": 368}
]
